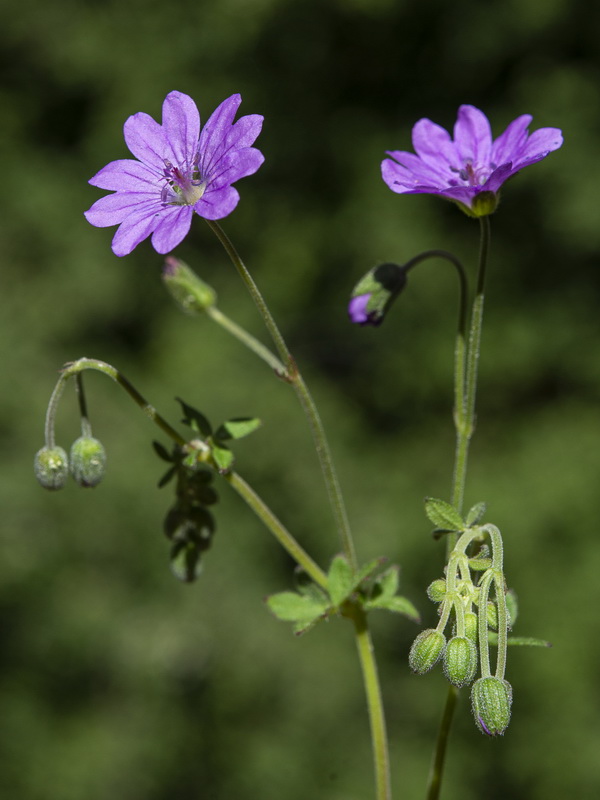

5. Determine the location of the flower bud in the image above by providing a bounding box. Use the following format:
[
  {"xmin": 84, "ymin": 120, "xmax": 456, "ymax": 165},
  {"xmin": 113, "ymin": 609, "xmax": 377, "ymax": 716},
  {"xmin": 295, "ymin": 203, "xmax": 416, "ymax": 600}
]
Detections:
[
  {"xmin": 443, "ymin": 636, "xmax": 477, "ymax": 688},
  {"xmin": 34, "ymin": 446, "xmax": 69, "ymax": 490},
  {"xmin": 409, "ymin": 629, "xmax": 446, "ymax": 675},
  {"xmin": 162, "ymin": 257, "xmax": 217, "ymax": 315},
  {"xmin": 471, "ymin": 677, "xmax": 513, "ymax": 736},
  {"xmin": 464, "ymin": 611, "xmax": 478, "ymax": 643},
  {"xmin": 426, "ymin": 579, "xmax": 447, "ymax": 603},
  {"xmin": 486, "ymin": 601, "xmax": 498, "ymax": 631},
  {"xmin": 348, "ymin": 262, "xmax": 407, "ymax": 326},
  {"xmin": 69, "ymin": 436, "xmax": 107, "ymax": 488}
]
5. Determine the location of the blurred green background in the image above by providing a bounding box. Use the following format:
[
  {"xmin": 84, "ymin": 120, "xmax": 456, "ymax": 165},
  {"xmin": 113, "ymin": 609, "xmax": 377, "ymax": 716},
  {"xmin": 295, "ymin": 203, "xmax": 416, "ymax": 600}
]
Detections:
[{"xmin": 1, "ymin": 0, "xmax": 599, "ymax": 798}]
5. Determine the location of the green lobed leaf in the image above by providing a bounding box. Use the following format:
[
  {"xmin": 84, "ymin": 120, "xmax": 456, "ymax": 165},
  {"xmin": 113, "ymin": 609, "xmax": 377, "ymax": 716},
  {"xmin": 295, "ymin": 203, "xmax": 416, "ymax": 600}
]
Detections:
[
  {"xmin": 365, "ymin": 594, "xmax": 420, "ymax": 623},
  {"xmin": 215, "ymin": 417, "xmax": 262, "ymax": 441},
  {"xmin": 354, "ymin": 557, "xmax": 387, "ymax": 587},
  {"xmin": 372, "ymin": 565, "xmax": 399, "ymax": 600},
  {"xmin": 424, "ymin": 497, "xmax": 464, "ymax": 531},
  {"xmin": 266, "ymin": 591, "xmax": 329, "ymax": 624},
  {"xmin": 327, "ymin": 554, "xmax": 354, "ymax": 606}
]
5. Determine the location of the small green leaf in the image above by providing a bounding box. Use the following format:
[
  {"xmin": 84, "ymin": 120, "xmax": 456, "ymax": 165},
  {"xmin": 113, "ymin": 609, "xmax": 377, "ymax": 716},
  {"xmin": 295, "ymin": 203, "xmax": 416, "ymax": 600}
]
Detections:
[
  {"xmin": 157, "ymin": 465, "xmax": 177, "ymax": 488},
  {"xmin": 153, "ymin": 440, "xmax": 174, "ymax": 462},
  {"xmin": 215, "ymin": 417, "xmax": 262, "ymax": 441},
  {"xmin": 327, "ymin": 554, "xmax": 354, "ymax": 606},
  {"xmin": 466, "ymin": 501, "xmax": 487, "ymax": 527},
  {"xmin": 424, "ymin": 497, "xmax": 464, "ymax": 531},
  {"xmin": 354, "ymin": 557, "xmax": 387, "ymax": 588},
  {"xmin": 211, "ymin": 444, "xmax": 234, "ymax": 472},
  {"xmin": 177, "ymin": 398, "xmax": 212, "ymax": 436},
  {"xmin": 366, "ymin": 594, "xmax": 420, "ymax": 623},
  {"xmin": 488, "ymin": 633, "xmax": 552, "ymax": 648},
  {"xmin": 170, "ymin": 539, "xmax": 203, "ymax": 583},
  {"xmin": 373, "ymin": 566, "xmax": 399, "ymax": 600},
  {"xmin": 266, "ymin": 591, "xmax": 329, "ymax": 624}
]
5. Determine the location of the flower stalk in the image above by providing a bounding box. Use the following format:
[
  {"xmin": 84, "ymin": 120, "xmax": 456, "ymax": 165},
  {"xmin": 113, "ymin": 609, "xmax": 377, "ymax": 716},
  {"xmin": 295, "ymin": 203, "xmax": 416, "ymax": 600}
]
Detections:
[{"xmin": 205, "ymin": 219, "xmax": 358, "ymax": 571}]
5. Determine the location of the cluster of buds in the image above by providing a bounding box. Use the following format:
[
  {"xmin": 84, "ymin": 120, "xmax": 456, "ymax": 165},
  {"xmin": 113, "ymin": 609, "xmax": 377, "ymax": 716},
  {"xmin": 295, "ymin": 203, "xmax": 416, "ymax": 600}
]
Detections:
[
  {"xmin": 409, "ymin": 508, "xmax": 514, "ymax": 736},
  {"xmin": 34, "ymin": 436, "xmax": 107, "ymax": 490}
]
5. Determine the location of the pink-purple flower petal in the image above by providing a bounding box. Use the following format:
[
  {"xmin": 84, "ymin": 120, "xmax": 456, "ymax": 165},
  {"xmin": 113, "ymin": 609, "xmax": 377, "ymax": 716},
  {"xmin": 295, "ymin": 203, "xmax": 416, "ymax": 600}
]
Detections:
[
  {"xmin": 151, "ymin": 206, "xmax": 194, "ymax": 254},
  {"xmin": 381, "ymin": 105, "xmax": 563, "ymax": 213},
  {"xmin": 85, "ymin": 91, "xmax": 264, "ymax": 255}
]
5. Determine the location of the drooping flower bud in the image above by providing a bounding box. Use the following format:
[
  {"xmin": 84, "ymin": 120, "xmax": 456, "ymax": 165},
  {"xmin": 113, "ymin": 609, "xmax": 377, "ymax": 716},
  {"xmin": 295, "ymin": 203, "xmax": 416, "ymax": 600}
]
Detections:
[
  {"xmin": 426, "ymin": 579, "xmax": 447, "ymax": 603},
  {"xmin": 443, "ymin": 635, "xmax": 477, "ymax": 688},
  {"xmin": 34, "ymin": 446, "xmax": 69, "ymax": 490},
  {"xmin": 348, "ymin": 262, "xmax": 407, "ymax": 326},
  {"xmin": 471, "ymin": 676, "xmax": 513, "ymax": 736},
  {"xmin": 464, "ymin": 611, "xmax": 478, "ymax": 643},
  {"xmin": 69, "ymin": 436, "xmax": 107, "ymax": 488},
  {"xmin": 162, "ymin": 257, "xmax": 217, "ymax": 315},
  {"xmin": 409, "ymin": 628, "xmax": 446, "ymax": 675}
]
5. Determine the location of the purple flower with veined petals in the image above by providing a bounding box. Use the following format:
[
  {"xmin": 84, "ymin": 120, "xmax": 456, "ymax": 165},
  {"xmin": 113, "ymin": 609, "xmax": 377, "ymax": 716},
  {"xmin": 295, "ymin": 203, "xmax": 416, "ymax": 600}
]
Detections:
[
  {"xmin": 84, "ymin": 91, "xmax": 264, "ymax": 256},
  {"xmin": 382, "ymin": 105, "xmax": 563, "ymax": 216}
]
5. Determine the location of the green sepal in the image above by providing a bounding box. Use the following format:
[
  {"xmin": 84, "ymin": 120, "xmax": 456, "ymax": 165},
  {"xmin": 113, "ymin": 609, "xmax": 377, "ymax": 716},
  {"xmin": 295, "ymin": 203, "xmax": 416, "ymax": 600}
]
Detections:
[
  {"xmin": 424, "ymin": 497, "xmax": 464, "ymax": 531},
  {"xmin": 488, "ymin": 633, "xmax": 552, "ymax": 648},
  {"xmin": 466, "ymin": 501, "xmax": 487, "ymax": 527},
  {"xmin": 177, "ymin": 398, "xmax": 212, "ymax": 436},
  {"xmin": 215, "ymin": 417, "xmax": 262, "ymax": 441},
  {"xmin": 265, "ymin": 590, "xmax": 330, "ymax": 635}
]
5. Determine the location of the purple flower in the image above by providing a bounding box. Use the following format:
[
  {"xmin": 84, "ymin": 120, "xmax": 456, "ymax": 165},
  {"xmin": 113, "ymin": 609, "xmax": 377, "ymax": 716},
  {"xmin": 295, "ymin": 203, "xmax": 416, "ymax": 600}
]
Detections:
[
  {"xmin": 382, "ymin": 105, "xmax": 562, "ymax": 215},
  {"xmin": 84, "ymin": 91, "xmax": 264, "ymax": 256}
]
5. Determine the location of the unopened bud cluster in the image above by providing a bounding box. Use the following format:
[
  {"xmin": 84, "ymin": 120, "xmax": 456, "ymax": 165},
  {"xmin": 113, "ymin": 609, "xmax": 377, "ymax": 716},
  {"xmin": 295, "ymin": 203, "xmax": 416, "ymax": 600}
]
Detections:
[
  {"xmin": 409, "ymin": 518, "xmax": 514, "ymax": 735},
  {"xmin": 35, "ymin": 436, "xmax": 107, "ymax": 490}
]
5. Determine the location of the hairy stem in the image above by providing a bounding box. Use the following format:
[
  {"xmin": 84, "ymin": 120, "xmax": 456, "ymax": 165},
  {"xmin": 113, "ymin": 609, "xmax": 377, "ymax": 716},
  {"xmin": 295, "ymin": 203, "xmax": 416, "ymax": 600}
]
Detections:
[
  {"xmin": 205, "ymin": 219, "xmax": 357, "ymax": 569},
  {"xmin": 427, "ymin": 216, "xmax": 492, "ymax": 800}
]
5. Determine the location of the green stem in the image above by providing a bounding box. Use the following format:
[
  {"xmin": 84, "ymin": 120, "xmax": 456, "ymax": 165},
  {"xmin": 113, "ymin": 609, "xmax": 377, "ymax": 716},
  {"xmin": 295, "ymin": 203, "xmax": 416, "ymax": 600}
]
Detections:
[
  {"xmin": 60, "ymin": 358, "xmax": 187, "ymax": 445},
  {"xmin": 427, "ymin": 216, "xmax": 492, "ymax": 800},
  {"xmin": 425, "ymin": 686, "xmax": 458, "ymax": 800},
  {"xmin": 224, "ymin": 470, "xmax": 328, "ymax": 589},
  {"xmin": 350, "ymin": 605, "xmax": 391, "ymax": 800},
  {"xmin": 205, "ymin": 306, "xmax": 286, "ymax": 375},
  {"xmin": 48, "ymin": 358, "xmax": 327, "ymax": 588},
  {"xmin": 205, "ymin": 219, "xmax": 357, "ymax": 569}
]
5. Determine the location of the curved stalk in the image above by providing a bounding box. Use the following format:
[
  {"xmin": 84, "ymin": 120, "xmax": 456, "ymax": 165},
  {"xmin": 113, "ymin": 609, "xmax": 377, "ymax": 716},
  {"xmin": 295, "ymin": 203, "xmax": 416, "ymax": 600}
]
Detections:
[{"xmin": 205, "ymin": 219, "xmax": 357, "ymax": 569}]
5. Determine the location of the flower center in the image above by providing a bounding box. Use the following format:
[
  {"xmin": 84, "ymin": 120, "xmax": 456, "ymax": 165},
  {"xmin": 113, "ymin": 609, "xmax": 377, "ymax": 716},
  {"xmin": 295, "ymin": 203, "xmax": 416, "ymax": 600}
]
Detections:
[
  {"xmin": 162, "ymin": 160, "xmax": 206, "ymax": 206},
  {"xmin": 450, "ymin": 160, "xmax": 497, "ymax": 188}
]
